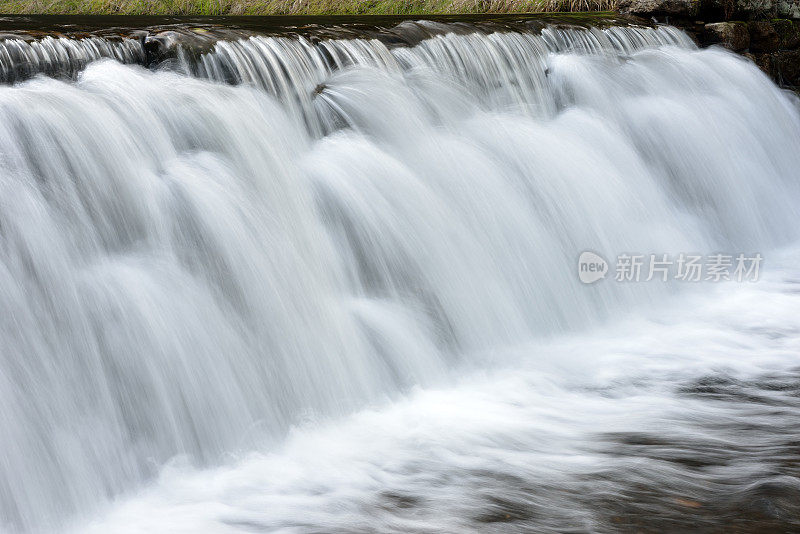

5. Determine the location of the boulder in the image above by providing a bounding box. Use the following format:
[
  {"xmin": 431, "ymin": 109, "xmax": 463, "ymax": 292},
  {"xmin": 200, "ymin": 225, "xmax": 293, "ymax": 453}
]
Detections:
[
  {"xmin": 773, "ymin": 19, "xmax": 800, "ymax": 48},
  {"xmin": 143, "ymin": 31, "xmax": 182, "ymax": 65},
  {"xmin": 698, "ymin": 0, "xmax": 776, "ymax": 20},
  {"xmin": 618, "ymin": 0, "xmax": 697, "ymax": 16},
  {"xmin": 772, "ymin": 49, "xmax": 800, "ymax": 85},
  {"xmin": 142, "ymin": 30, "xmax": 220, "ymax": 67},
  {"xmin": 703, "ymin": 22, "xmax": 751, "ymax": 51},
  {"xmin": 749, "ymin": 21, "xmax": 781, "ymax": 51},
  {"xmin": 732, "ymin": 0, "xmax": 777, "ymax": 18},
  {"xmin": 744, "ymin": 52, "xmax": 773, "ymax": 75},
  {"xmin": 776, "ymin": 0, "xmax": 800, "ymax": 17}
]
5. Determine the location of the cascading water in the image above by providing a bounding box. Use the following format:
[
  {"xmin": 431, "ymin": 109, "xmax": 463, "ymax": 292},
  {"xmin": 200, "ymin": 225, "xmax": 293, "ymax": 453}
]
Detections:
[
  {"xmin": 0, "ymin": 18, "xmax": 799, "ymax": 534},
  {"xmin": 0, "ymin": 36, "xmax": 143, "ymax": 83}
]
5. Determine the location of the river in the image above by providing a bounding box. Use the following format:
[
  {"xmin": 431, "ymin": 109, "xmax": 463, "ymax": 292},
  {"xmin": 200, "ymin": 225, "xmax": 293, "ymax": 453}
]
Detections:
[{"xmin": 0, "ymin": 16, "xmax": 799, "ymax": 533}]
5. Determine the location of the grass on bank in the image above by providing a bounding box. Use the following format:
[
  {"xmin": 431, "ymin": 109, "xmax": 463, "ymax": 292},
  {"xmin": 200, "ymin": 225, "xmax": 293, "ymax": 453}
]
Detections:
[{"xmin": 1, "ymin": 0, "xmax": 618, "ymax": 15}]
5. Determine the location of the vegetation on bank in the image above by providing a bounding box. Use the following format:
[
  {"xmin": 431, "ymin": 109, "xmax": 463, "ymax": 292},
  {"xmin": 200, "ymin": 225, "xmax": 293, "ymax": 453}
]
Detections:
[{"xmin": 1, "ymin": 0, "xmax": 617, "ymax": 15}]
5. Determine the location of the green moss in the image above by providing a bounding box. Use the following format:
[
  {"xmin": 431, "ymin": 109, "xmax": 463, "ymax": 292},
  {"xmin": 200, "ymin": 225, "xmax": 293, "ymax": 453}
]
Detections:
[{"xmin": 773, "ymin": 18, "xmax": 800, "ymax": 49}]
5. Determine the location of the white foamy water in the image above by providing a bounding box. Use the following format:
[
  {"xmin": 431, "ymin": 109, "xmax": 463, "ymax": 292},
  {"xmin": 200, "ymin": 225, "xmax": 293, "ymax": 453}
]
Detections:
[
  {"xmin": 77, "ymin": 256, "xmax": 800, "ymax": 534},
  {"xmin": 0, "ymin": 24, "xmax": 798, "ymax": 533}
]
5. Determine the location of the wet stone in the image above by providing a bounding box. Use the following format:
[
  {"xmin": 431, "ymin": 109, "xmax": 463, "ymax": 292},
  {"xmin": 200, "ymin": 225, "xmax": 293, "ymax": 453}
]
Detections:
[{"xmin": 704, "ymin": 21, "xmax": 751, "ymax": 51}]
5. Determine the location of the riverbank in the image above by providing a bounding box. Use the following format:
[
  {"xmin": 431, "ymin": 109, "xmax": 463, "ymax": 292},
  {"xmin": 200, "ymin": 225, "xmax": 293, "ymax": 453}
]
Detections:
[
  {"xmin": 2, "ymin": 0, "xmax": 617, "ymax": 16},
  {"xmin": 689, "ymin": 19, "xmax": 800, "ymax": 88}
]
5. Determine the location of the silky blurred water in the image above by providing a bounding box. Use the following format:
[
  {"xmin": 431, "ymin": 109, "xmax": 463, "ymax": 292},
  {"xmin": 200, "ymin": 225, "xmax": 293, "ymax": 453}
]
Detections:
[{"xmin": 0, "ymin": 22, "xmax": 799, "ymax": 533}]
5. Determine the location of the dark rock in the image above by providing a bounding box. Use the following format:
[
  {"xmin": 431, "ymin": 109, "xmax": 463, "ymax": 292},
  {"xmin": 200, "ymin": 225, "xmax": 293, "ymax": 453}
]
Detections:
[
  {"xmin": 143, "ymin": 31, "xmax": 182, "ymax": 66},
  {"xmin": 773, "ymin": 19, "xmax": 800, "ymax": 48},
  {"xmin": 618, "ymin": 0, "xmax": 698, "ymax": 16},
  {"xmin": 744, "ymin": 51, "xmax": 773, "ymax": 75},
  {"xmin": 699, "ymin": 0, "xmax": 776, "ymax": 20},
  {"xmin": 749, "ymin": 21, "xmax": 781, "ymax": 51},
  {"xmin": 734, "ymin": 0, "xmax": 778, "ymax": 18},
  {"xmin": 127, "ymin": 30, "xmax": 148, "ymax": 56},
  {"xmin": 772, "ymin": 49, "xmax": 800, "ymax": 85},
  {"xmin": 142, "ymin": 30, "xmax": 220, "ymax": 68},
  {"xmin": 703, "ymin": 22, "xmax": 751, "ymax": 50}
]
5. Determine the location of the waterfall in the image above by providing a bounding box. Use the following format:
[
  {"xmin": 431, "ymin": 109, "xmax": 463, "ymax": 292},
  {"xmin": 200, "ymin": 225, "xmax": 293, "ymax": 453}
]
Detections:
[
  {"xmin": 187, "ymin": 25, "xmax": 692, "ymax": 129},
  {"xmin": 0, "ymin": 36, "xmax": 144, "ymax": 83},
  {"xmin": 0, "ymin": 20, "xmax": 798, "ymax": 533}
]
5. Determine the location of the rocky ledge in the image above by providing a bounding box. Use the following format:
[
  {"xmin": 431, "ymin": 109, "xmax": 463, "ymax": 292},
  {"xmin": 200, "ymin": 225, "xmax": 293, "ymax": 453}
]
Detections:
[
  {"xmin": 619, "ymin": 0, "xmax": 800, "ymax": 87},
  {"xmin": 703, "ymin": 20, "xmax": 800, "ymax": 87}
]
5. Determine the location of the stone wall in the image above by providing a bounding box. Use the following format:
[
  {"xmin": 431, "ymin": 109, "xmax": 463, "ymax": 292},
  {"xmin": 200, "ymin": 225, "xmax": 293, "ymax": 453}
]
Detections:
[
  {"xmin": 619, "ymin": 0, "xmax": 800, "ymax": 87},
  {"xmin": 703, "ymin": 20, "xmax": 800, "ymax": 87}
]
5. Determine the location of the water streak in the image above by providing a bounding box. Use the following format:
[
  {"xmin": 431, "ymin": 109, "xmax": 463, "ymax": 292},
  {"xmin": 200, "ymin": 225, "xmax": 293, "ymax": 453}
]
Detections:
[
  {"xmin": 0, "ymin": 36, "xmax": 144, "ymax": 83},
  {"xmin": 0, "ymin": 21, "xmax": 797, "ymax": 533}
]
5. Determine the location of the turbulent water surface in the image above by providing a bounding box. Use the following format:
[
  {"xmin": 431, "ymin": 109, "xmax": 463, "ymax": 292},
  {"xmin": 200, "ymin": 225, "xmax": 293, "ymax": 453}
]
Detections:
[{"xmin": 0, "ymin": 16, "xmax": 799, "ymax": 534}]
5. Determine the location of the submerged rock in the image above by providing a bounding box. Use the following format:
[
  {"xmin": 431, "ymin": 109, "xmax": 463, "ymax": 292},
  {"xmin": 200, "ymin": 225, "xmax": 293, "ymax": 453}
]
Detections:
[
  {"xmin": 143, "ymin": 31, "xmax": 182, "ymax": 65},
  {"xmin": 141, "ymin": 29, "xmax": 238, "ymax": 67}
]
